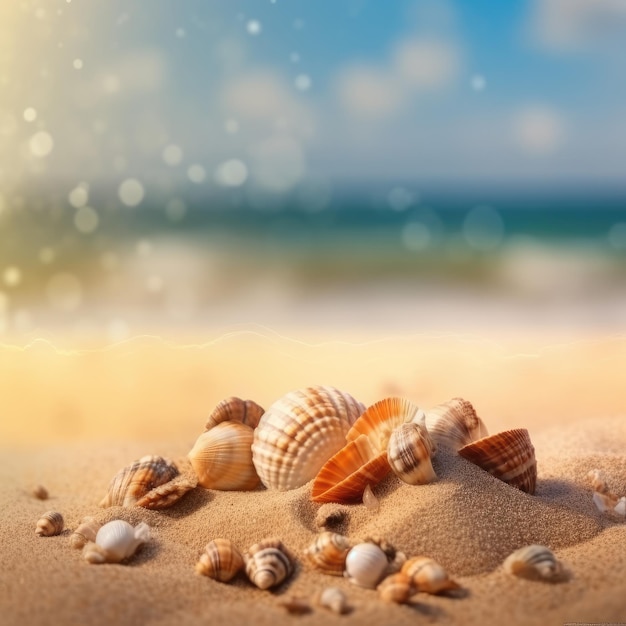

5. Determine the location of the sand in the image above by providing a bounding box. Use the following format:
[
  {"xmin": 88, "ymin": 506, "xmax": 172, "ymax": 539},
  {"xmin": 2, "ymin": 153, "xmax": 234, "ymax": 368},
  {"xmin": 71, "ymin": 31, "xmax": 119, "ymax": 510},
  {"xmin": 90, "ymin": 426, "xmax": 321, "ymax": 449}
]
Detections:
[{"xmin": 1, "ymin": 330, "xmax": 626, "ymax": 625}]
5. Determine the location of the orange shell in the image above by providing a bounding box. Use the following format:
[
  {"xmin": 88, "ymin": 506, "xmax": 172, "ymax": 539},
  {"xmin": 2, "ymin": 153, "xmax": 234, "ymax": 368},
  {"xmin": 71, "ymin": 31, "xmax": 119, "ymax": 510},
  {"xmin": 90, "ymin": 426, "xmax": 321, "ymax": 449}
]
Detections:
[
  {"xmin": 205, "ymin": 396, "xmax": 265, "ymax": 431},
  {"xmin": 311, "ymin": 434, "xmax": 391, "ymax": 503},
  {"xmin": 458, "ymin": 428, "xmax": 537, "ymax": 494},
  {"xmin": 346, "ymin": 397, "xmax": 424, "ymax": 451}
]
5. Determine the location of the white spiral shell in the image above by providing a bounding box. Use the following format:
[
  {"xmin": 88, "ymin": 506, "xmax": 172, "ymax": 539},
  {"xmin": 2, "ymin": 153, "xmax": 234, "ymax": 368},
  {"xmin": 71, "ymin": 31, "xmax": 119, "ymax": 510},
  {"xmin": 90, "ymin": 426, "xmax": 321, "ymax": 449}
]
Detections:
[
  {"xmin": 344, "ymin": 542, "xmax": 388, "ymax": 589},
  {"xmin": 83, "ymin": 520, "xmax": 151, "ymax": 564}
]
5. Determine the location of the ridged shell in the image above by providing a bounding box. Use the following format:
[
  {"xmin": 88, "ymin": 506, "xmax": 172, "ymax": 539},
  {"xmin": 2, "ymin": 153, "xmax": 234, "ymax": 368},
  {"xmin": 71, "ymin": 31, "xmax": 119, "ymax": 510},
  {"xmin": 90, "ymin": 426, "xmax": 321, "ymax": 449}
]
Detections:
[
  {"xmin": 251, "ymin": 386, "xmax": 365, "ymax": 491},
  {"xmin": 458, "ymin": 428, "xmax": 537, "ymax": 494},
  {"xmin": 69, "ymin": 516, "xmax": 102, "ymax": 549},
  {"xmin": 344, "ymin": 542, "xmax": 388, "ymax": 589},
  {"xmin": 35, "ymin": 511, "xmax": 64, "ymax": 537},
  {"xmin": 401, "ymin": 557, "xmax": 460, "ymax": 594},
  {"xmin": 377, "ymin": 572, "xmax": 416, "ymax": 604},
  {"xmin": 83, "ymin": 520, "xmax": 151, "ymax": 564},
  {"xmin": 387, "ymin": 421, "xmax": 437, "ymax": 485},
  {"xmin": 135, "ymin": 472, "xmax": 198, "ymax": 510},
  {"xmin": 245, "ymin": 538, "xmax": 294, "ymax": 590},
  {"xmin": 99, "ymin": 455, "xmax": 186, "ymax": 508},
  {"xmin": 304, "ymin": 531, "xmax": 352, "ymax": 576},
  {"xmin": 195, "ymin": 538, "xmax": 244, "ymax": 582},
  {"xmin": 311, "ymin": 434, "xmax": 391, "ymax": 503},
  {"xmin": 424, "ymin": 397, "xmax": 488, "ymax": 450},
  {"xmin": 205, "ymin": 396, "xmax": 265, "ymax": 431},
  {"xmin": 503, "ymin": 545, "xmax": 565, "ymax": 582},
  {"xmin": 318, "ymin": 587, "xmax": 349, "ymax": 614},
  {"xmin": 188, "ymin": 421, "xmax": 260, "ymax": 491}
]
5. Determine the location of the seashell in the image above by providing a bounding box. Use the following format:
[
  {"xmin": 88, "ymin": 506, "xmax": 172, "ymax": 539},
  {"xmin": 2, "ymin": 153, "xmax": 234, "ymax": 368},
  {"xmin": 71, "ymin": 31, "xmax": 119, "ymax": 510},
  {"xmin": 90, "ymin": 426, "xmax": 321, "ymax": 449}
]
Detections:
[
  {"xmin": 362, "ymin": 484, "xmax": 379, "ymax": 512},
  {"xmin": 401, "ymin": 557, "xmax": 460, "ymax": 594},
  {"xmin": 344, "ymin": 542, "xmax": 388, "ymax": 589},
  {"xmin": 83, "ymin": 520, "xmax": 151, "ymax": 564},
  {"xmin": 277, "ymin": 596, "xmax": 311, "ymax": 615},
  {"xmin": 592, "ymin": 490, "xmax": 617, "ymax": 513},
  {"xmin": 587, "ymin": 468, "xmax": 610, "ymax": 494},
  {"xmin": 195, "ymin": 538, "xmax": 244, "ymax": 582},
  {"xmin": 251, "ymin": 386, "xmax": 365, "ymax": 491},
  {"xmin": 458, "ymin": 428, "xmax": 537, "ymax": 494},
  {"xmin": 134, "ymin": 471, "xmax": 198, "ymax": 510},
  {"xmin": 318, "ymin": 586, "xmax": 349, "ymax": 615},
  {"xmin": 311, "ymin": 434, "xmax": 391, "ymax": 503},
  {"xmin": 188, "ymin": 421, "xmax": 260, "ymax": 491},
  {"xmin": 304, "ymin": 531, "xmax": 352, "ymax": 576},
  {"xmin": 32, "ymin": 485, "xmax": 48, "ymax": 500},
  {"xmin": 615, "ymin": 497, "xmax": 626, "ymax": 517},
  {"xmin": 424, "ymin": 397, "xmax": 488, "ymax": 450},
  {"xmin": 503, "ymin": 545, "xmax": 566, "ymax": 582},
  {"xmin": 99, "ymin": 455, "xmax": 191, "ymax": 508},
  {"xmin": 69, "ymin": 516, "xmax": 102, "ymax": 549},
  {"xmin": 205, "ymin": 396, "xmax": 265, "ymax": 431},
  {"xmin": 377, "ymin": 572, "xmax": 416, "ymax": 604},
  {"xmin": 387, "ymin": 421, "xmax": 437, "ymax": 485},
  {"xmin": 35, "ymin": 511, "xmax": 64, "ymax": 536},
  {"xmin": 245, "ymin": 538, "xmax": 294, "ymax": 590}
]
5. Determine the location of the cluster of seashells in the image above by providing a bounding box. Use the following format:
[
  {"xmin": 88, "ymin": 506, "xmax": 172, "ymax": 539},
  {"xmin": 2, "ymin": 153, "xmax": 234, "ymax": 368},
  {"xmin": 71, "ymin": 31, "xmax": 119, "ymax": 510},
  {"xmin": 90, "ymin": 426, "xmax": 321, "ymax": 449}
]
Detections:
[{"xmin": 587, "ymin": 469, "xmax": 626, "ymax": 517}]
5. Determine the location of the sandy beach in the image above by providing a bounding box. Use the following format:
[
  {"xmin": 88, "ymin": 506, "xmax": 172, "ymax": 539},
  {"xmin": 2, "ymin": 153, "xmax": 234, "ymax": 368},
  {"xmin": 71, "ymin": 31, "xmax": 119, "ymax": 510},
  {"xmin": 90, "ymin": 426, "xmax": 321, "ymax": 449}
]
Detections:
[{"xmin": 1, "ymin": 329, "xmax": 626, "ymax": 626}]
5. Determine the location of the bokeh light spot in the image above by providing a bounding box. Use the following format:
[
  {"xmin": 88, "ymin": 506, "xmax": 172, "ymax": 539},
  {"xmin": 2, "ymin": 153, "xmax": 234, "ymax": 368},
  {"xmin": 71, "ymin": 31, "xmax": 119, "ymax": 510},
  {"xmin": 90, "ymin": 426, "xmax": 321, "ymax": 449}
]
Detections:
[
  {"xmin": 246, "ymin": 20, "xmax": 262, "ymax": 35},
  {"xmin": 68, "ymin": 184, "xmax": 89, "ymax": 208},
  {"xmin": 162, "ymin": 144, "xmax": 183, "ymax": 166},
  {"xmin": 165, "ymin": 198, "xmax": 187, "ymax": 221},
  {"xmin": 74, "ymin": 206, "xmax": 99, "ymax": 234},
  {"xmin": 294, "ymin": 74, "xmax": 312, "ymax": 91},
  {"xmin": 29, "ymin": 131, "xmax": 54, "ymax": 158},
  {"xmin": 388, "ymin": 187, "xmax": 416, "ymax": 211},
  {"xmin": 39, "ymin": 247, "xmax": 56, "ymax": 264},
  {"xmin": 471, "ymin": 74, "xmax": 486, "ymax": 91},
  {"xmin": 3, "ymin": 266, "xmax": 21, "ymax": 287},
  {"xmin": 402, "ymin": 221, "xmax": 431, "ymax": 251},
  {"xmin": 215, "ymin": 159, "xmax": 248, "ymax": 187},
  {"xmin": 23, "ymin": 108, "xmax": 37, "ymax": 122},
  {"xmin": 46, "ymin": 273, "xmax": 83, "ymax": 311},
  {"xmin": 187, "ymin": 164, "xmax": 206, "ymax": 184},
  {"xmin": 73, "ymin": 58, "xmax": 83, "ymax": 70},
  {"xmin": 118, "ymin": 178, "xmax": 145, "ymax": 206},
  {"xmin": 608, "ymin": 223, "xmax": 626, "ymax": 249}
]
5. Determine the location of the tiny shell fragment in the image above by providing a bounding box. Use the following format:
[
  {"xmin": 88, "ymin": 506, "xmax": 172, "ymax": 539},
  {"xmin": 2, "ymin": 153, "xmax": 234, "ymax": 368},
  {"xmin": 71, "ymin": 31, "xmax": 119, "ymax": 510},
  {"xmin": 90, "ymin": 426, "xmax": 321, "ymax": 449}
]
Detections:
[{"xmin": 32, "ymin": 485, "xmax": 49, "ymax": 500}]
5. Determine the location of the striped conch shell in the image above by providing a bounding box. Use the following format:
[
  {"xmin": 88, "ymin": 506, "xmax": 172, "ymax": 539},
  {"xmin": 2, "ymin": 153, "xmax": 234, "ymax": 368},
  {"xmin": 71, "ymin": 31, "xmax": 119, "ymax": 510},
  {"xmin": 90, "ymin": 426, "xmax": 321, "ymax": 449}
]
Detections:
[
  {"xmin": 424, "ymin": 397, "xmax": 488, "ymax": 450},
  {"xmin": 377, "ymin": 572, "xmax": 416, "ymax": 604},
  {"xmin": 251, "ymin": 386, "xmax": 365, "ymax": 491},
  {"xmin": 387, "ymin": 419, "xmax": 437, "ymax": 485},
  {"xmin": 99, "ymin": 455, "xmax": 197, "ymax": 509},
  {"xmin": 312, "ymin": 398, "xmax": 422, "ymax": 503},
  {"xmin": 503, "ymin": 545, "xmax": 566, "ymax": 582},
  {"xmin": 188, "ymin": 422, "xmax": 260, "ymax": 491},
  {"xmin": 195, "ymin": 538, "xmax": 244, "ymax": 582},
  {"xmin": 205, "ymin": 396, "xmax": 265, "ymax": 431},
  {"xmin": 69, "ymin": 516, "xmax": 102, "ymax": 549},
  {"xmin": 245, "ymin": 538, "xmax": 294, "ymax": 590},
  {"xmin": 458, "ymin": 428, "xmax": 537, "ymax": 494},
  {"xmin": 317, "ymin": 587, "xmax": 349, "ymax": 614},
  {"xmin": 344, "ymin": 542, "xmax": 389, "ymax": 589},
  {"xmin": 401, "ymin": 557, "xmax": 460, "ymax": 594},
  {"xmin": 304, "ymin": 531, "xmax": 352, "ymax": 576},
  {"xmin": 83, "ymin": 519, "xmax": 150, "ymax": 564},
  {"xmin": 35, "ymin": 511, "xmax": 64, "ymax": 537}
]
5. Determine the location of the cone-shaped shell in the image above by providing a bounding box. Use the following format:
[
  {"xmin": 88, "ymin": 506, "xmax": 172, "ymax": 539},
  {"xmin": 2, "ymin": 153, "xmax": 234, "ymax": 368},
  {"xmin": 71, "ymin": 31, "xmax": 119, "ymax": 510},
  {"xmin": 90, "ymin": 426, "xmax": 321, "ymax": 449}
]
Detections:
[
  {"xmin": 377, "ymin": 572, "xmax": 416, "ymax": 604},
  {"xmin": 311, "ymin": 434, "xmax": 391, "ymax": 504},
  {"xmin": 245, "ymin": 538, "xmax": 294, "ymax": 590},
  {"xmin": 344, "ymin": 542, "xmax": 389, "ymax": 589},
  {"xmin": 188, "ymin": 421, "xmax": 260, "ymax": 491},
  {"xmin": 69, "ymin": 516, "xmax": 102, "ymax": 549},
  {"xmin": 346, "ymin": 397, "xmax": 424, "ymax": 451},
  {"xmin": 503, "ymin": 545, "xmax": 566, "ymax": 582},
  {"xmin": 304, "ymin": 531, "xmax": 352, "ymax": 576},
  {"xmin": 99, "ymin": 455, "xmax": 186, "ymax": 508},
  {"xmin": 387, "ymin": 421, "xmax": 437, "ymax": 485},
  {"xmin": 458, "ymin": 428, "xmax": 536, "ymax": 494},
  {"xmin": 424, "ymin": 397, "xmax": 488, "ymax": 450},
  {"xmin": 35, "ymin": 511, "xmax": 64, "ymax": 537},
  {"xmin": 195, "ymin": 538, "xmax": 244, "ymax": 582},
  {"xmin": 251, "ymin": 386, "xmax": 365, "ymax": 491},
  {"xmin": 401, "ymin": 557, "xmax": 460, "ymax": 594},
  {"xmin": 83, "ymin": 520, "xmax": 150, "ymax": 564},
  {"xmin": 205, "ymin": 396, "xmax": 265, "ymax": 431}
]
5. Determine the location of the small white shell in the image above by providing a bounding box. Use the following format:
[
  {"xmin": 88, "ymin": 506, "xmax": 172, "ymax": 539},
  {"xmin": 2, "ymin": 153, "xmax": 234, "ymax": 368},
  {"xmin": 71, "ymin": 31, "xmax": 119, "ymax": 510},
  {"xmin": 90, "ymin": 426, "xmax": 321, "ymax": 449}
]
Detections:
[
  {"xmin": 35, "ymin": 511, "xmax": 64, "ymax": 537},
  {"xmin": 83, "ymin": 520, "xmax": 151, "ymax": 564},
  {"xmin": 245, "ymin": 538, "xmax": 294, "ymax": 590},
  {"xmin": 69, "ymin": 516, "xmax": 102, "ymax": 549},
  {"xmin": 195, "ymin": 538, "xmax": 244, "ymax": 582},
  {"xmin": 503, "ymin": 545, "xmax": 566, "ymax": 582},
  {"xmin": 318, "ymin": 587, "xmax": 349, "ymax": 614},
  {"xmin": 344, "ymin": 542, "xmax": 388, "ymax": 589},
  {"xmin": 615, "ymin": 497, "xmax": 626, "ymax": 517}
]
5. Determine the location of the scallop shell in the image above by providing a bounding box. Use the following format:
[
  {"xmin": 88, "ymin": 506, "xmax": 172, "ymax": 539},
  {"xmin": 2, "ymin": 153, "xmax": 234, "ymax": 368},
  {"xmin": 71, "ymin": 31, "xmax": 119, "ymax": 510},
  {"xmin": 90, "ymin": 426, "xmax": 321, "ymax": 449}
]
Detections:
[
  {"xmin": 245, "ymin": 538, "xmax": 294, "ymax": 590},
  {"xmin": 304, "ymin": 531, "xmax": 352, "ymax": 576},
  {"xmin": 503, "ymin": 545, "xmax": 566, "ymax": 582},
  {"xmin": 318, "ymin": 587, "xmax": 349, "ymax": 614},
  {"xmin": 311, "ymin": 434, "xmax": 391, "ymax": 503},
  {"xmin": 188, "ymin": 421, "xmax": 260, "ymax": 491},
  {"xmin": 69, "ymin": 516, "xmax": 102, "ymax": 549},
  {"xmin": 99, "ymin": 455, "xmax": 193, "ymax": 508},
  {"xmin": 424, "ymin": 397, "xmax": 488, "ymax": 449},
  {"xmin": 195, "ymin": 538, "xmax": 244, "ymax": 582},
  {"xmin": 401, "ymin": 557, "xmax": 460, "ymax": 594},
  {"xmin": 205, "ymin": 396, "xmax": 265, "ymax": 431},
  {"xmin": 83, "ymin": 520, "xmax": 151, "ymax": 564},
  {"xmin": 387, "ymin": 421, "xmax": 437, "ymax": 485},
  {"xmin": 35, "ymin": 511, "xmax": 64, "ymax": 537},
  {"xmin": 251, "ymin": 386, "xmax": 365, "ymax": 491},
  {"xmin": 344, "ymin": 542, "xmax": 389, "ymax": 589},
  {"xmin": 377, "ymin": 572, "xmax": 416, "ymax": 604},
  {"xmin": 32, "ymin": 485, "xmax": 49, "ymax": 500},
  {"xmin": 458, "ymin": 428, "xmax": 537, "ymax": 494}
]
